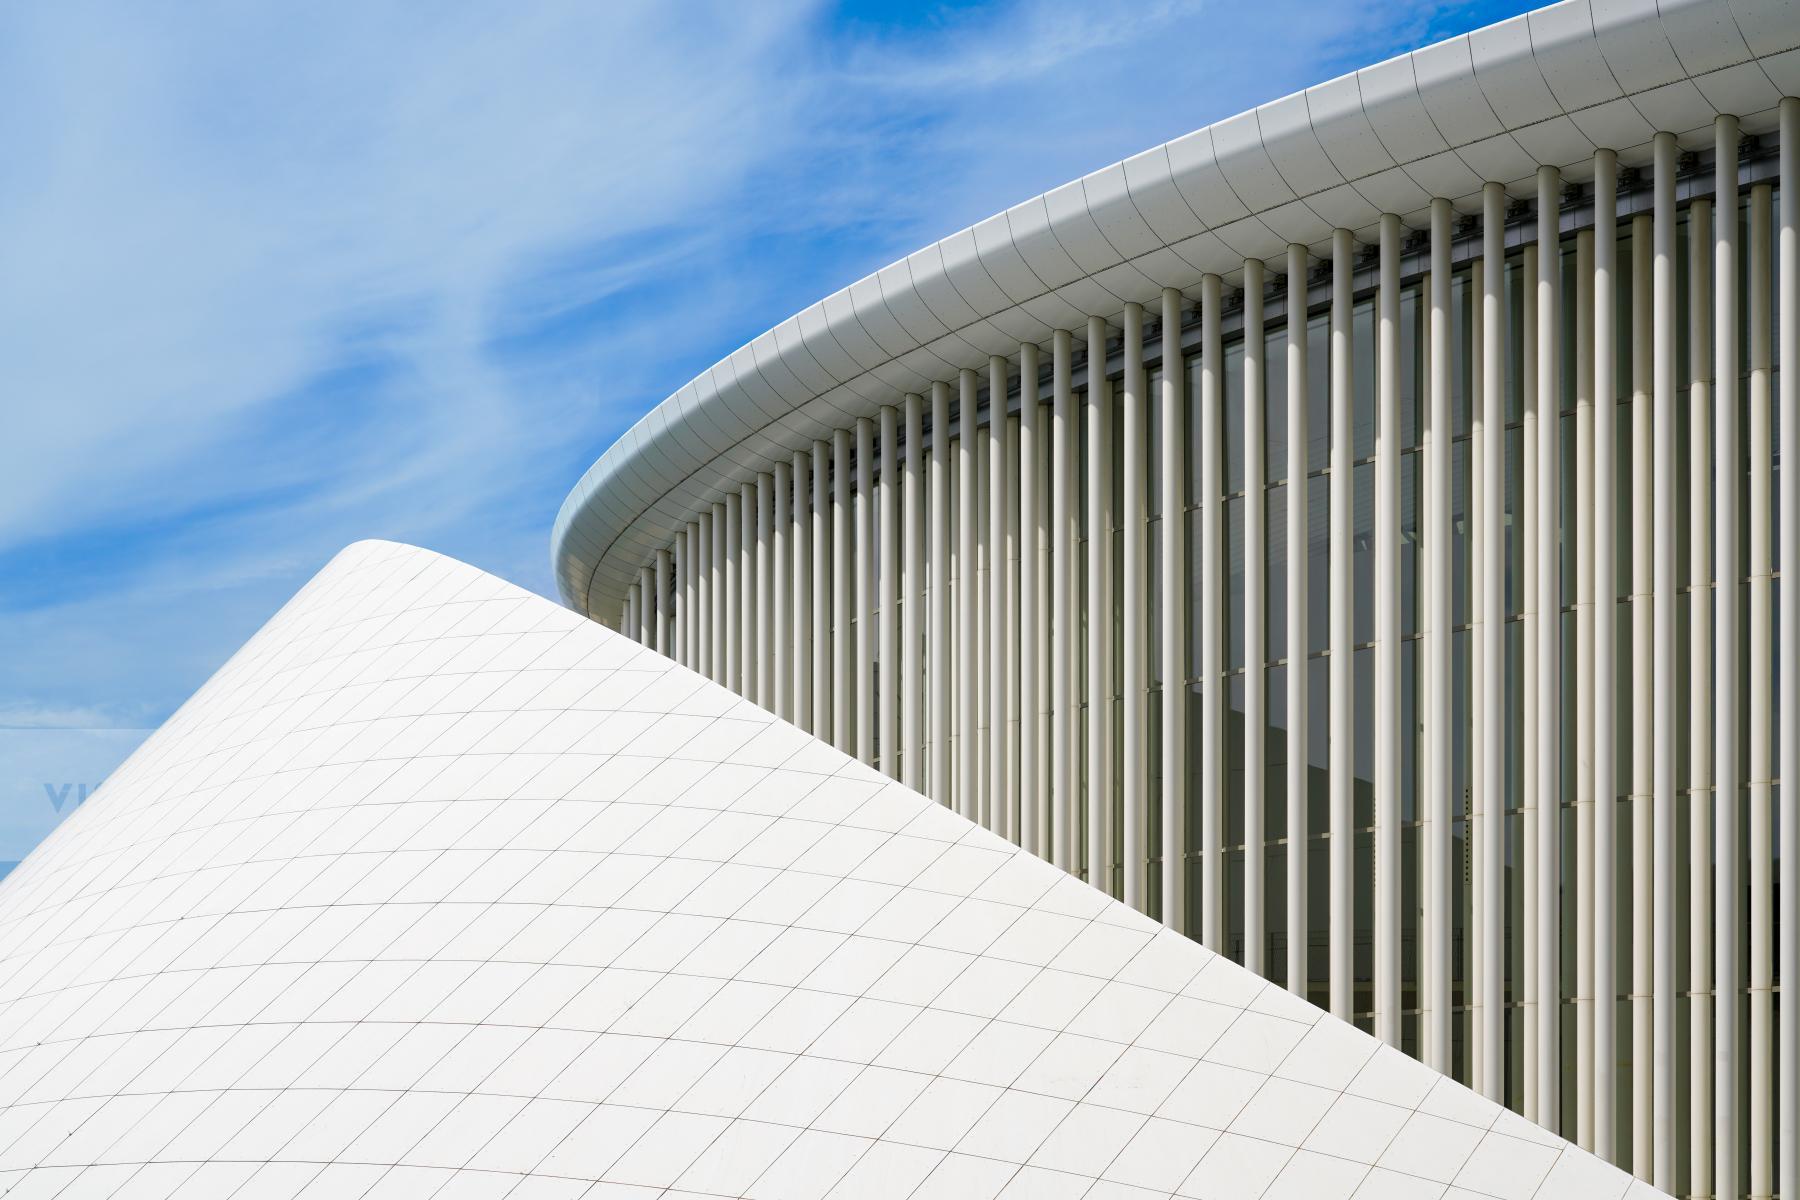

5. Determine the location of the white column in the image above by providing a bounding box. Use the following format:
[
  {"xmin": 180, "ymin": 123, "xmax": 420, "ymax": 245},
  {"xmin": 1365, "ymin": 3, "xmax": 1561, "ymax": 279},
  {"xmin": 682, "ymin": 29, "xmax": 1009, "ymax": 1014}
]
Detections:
[
  {"xmin": 1020, "ymin": 341, "xmax": 1043, "ymax": 853},
  {"xmin": 1052, "ymin": 329, "xmax": 1076, "ymax": 874},
  {"xmin": 1535, "ymin": 165, "xmax": 1563, "ymax": 1129},
  {"xmin": 677, "ymin": 528, "xmax": 690, "ymax": 666},
  {"xmin": 1425, "ymin": 200, "xmax": 1451, "ymax": 1068},
  {"xmin": 728, "ymin": 489, "xmax": 745, "ymax": 692},
  {"xmin": 1713, "ymin": 113, "xmax": 1740, "ymax": 1200},
  {"xmin": 1479, "ymin": 182, "xmax": 1505, "ymax": 1102},
  {"xmin": 831, "ymin": 431, "xmax": 852, "ymax": 750},
  {"xmin": 771, "ymin": 461, "xmax": 790, "ymax": 719},
  {"xmin": 1003, "ymin": 401, "xmax": 1020, "ymax": 841},
  {"xmin": 958, "ymin": 370, "xmax": 978, "ymax": 818},
  {"xmin": 880, "ymin": 405, "xmax": 902, "ymax": 780},
  {"xmin": 903, "ymin": 394, "xmax": 924, "ymax": 791},
  {"xmin": 1200, "ymin": 275, "xmax": 1224, "ymax": 949},
  {"xmin": 712, "ymin": 502, "xmax": 727, "ymax": 685},
  {"xmin": 1573, "ymin": 223, "xmax": 1595, "ymax": 1153},
  {"xmin": 1779, "ymin": 94, "xmax": 1799, "ymax": 1200},
  {"xmin": 1087, "ymin": 316, "xmax": 1113, "ymax": 894},
  {"xmin": 990, "ymin": 354, "xmax": 1013, "ymax": 841},
  {"xmin": 943, "ymin": 372, "xmax": 972, "ymax": 805},
  {"xmin": 1285, "ymin": 248, "xmax": 1308, "ymax": 994},
  {"xmin": 1243, "ymin": 262, "xmax": 1267, "ymax": 974},
  {"xmin": 1375, "ymin": 214, "xmax": 1400, "ymax": 1047},
  {"xmin": 1593, "ymin": 150, "xmax": 1619, "ymax": 1162},
  {"xmin": 1520, "ymin": 241, "xmax": 1540, "ymax": 1120},
  {"xmin": 1649, "ymin": 129, "xmax": 1677, "ymax": 1197},
  {"xmin": 857, "ymin": 416, "xmax": 877, "ymax": 764},
  {"xmin": 1122, "ymin": 303, "xmax": 1147, "ymax": 912},
  {"xmin": 655, "ymin": 546, "xmax": 671, "ymax": 658},
  {"xmin": 1327, "ymin": 237, "xmax": 1352, "ymax": 1021},
  {"xmin": 812, "ymin": 439, "xmax": 831, "ymax": 739},
  {"xmin": 759, "ymin": 471, "xmax": 776, "ymax": 712},
  {"xmin": 1471, "ymin": 245, "xmax": 1488, "ymax": 1099},
  {"xmin": 631, "ymin": 574, "xmax": 644, "ymax": 644},
  {"xmin": 1161, "ymin": 288, "xmax": 1188, "ymax": 934},
  {"xmin": 792, "ymin": 450, "xmax": 812, "ymax": 731},
  {"xmin": 1688, "ymin": 196, "xmax": 1714, "ymax": 1200},
  {"xmin": 1748, "ymin": 177, "xmax": 1773, "ymax": 1200},
  {"xmin": 1630, "ymin": 206, "xmax": 1654, "ymax": 1180},
  {"xmin": 697, "ymin": 513, "xmax": 712, "ymax": 679}
]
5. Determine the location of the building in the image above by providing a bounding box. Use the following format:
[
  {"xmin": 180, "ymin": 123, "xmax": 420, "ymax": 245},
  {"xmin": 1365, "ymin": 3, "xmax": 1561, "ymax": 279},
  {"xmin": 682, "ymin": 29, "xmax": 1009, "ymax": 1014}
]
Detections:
[
  {"xmin": 0, "ymin": 541, "xmax": 1655, "ymax": 1198},
  {"xmin": 552, "ymin": 3, "xmax": 1800, "ymax": 1198}
]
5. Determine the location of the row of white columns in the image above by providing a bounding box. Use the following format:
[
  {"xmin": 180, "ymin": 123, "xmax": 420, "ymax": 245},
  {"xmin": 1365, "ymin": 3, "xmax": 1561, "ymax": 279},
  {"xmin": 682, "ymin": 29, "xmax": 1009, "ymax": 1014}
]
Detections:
[{"xmin": 617, "ymin": 108, "xmax": 1798, "ymax": 1200}]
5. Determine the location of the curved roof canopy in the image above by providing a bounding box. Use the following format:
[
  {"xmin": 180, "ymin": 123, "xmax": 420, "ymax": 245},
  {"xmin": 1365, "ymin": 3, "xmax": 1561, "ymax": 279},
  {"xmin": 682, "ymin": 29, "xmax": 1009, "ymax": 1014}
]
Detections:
[{"xmin": 554, "ymin": 0, "xmax": 1799, "ymax": 621}]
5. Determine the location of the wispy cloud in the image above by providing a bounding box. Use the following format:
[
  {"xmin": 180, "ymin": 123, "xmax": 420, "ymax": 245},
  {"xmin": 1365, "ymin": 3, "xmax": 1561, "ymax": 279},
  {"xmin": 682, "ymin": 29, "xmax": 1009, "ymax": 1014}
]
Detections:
[{"xmin": 0, "ymin": 0, "xmax": 1527, "ymax": 827}]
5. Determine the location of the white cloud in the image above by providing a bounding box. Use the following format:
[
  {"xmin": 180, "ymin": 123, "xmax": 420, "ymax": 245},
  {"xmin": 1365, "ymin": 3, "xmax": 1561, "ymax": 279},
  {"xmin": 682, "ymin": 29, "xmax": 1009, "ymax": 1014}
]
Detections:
[{"xmin": 0, "ymin": 0, "xmax": 1501, "ymax": 778}]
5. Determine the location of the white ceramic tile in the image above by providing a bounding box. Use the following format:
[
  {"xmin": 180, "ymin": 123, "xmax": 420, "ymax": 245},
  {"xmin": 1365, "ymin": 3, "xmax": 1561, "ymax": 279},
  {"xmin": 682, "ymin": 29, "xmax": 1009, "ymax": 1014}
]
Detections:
[{"xmin": 0, "ymin": 543, "xmax": 1663, "ymax": 1199}]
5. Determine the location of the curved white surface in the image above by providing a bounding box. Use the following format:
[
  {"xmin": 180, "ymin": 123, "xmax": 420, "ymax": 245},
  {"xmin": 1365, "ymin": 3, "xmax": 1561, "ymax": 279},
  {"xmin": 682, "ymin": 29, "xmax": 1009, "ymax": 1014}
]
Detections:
[
  {"xmin": 552, "ymin": 0, "xmax": 1800, "ymax": 621},
  {"xmin": 0, "ymin": 541, "xmax": 1662, "ymax": 1199}
]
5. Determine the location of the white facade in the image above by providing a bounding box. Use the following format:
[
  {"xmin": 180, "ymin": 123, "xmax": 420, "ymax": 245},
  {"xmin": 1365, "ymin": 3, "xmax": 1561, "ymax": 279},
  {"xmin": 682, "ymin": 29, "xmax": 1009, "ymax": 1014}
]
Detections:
[
  {"xmin": 555, "ymin": 4, "xmax": 1800, "ymax": 1198},
  {"xmin": 0, "ymin": 541, "xmax": 1657, "ymax": 1199}
]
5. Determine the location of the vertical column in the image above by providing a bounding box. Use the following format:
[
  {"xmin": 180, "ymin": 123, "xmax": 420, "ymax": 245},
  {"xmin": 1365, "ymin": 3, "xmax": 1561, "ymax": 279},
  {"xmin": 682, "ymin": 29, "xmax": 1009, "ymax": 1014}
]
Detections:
[
  {"xmin": 1375, "ymin": 214, "xmax": 1400, "ymax": 1047},
  {"xmin": 856, "ymin": 417, "xmax": 876, "ymax": 764},
  {"xmin": 1748, "ymin": 176, "xmax": 1773, "ymax": 1200},
  {"xmin": 638, "ymin": 564, "xmax": 653, "ymax": 645},
  {"xmin": 757, "ymin": 473, "xmax": 775, "ymax": 710},
  {"xmin": 832, "ymin": 431, "xmax": 852, "ymax": 750},
  {"xmin": 1521, "ymin": 239, "xmax": 1540, "ymax": 1120},
  {"xmin": 680, "ymin": 525, "xmax": 694, "ymax": 672},
  {"xmin": 1161, "ymin": 289, "xmax": 1188, "ymax": 934},
  {"xmin": 631, "ymin": 573, "xmax": 644, "ymax": 644},
  {"xmin": 791, "ymin": 451, "xmax": 811, "ymax": 730},
  {"xmin": 1052, "ymin": 330, "xmax": 1076, "ymax": 874},
  {"xmin": 1714, "ymin": 113, "xmax": 1740, "ymax": 1200},
  {"xmin": 676, "ymin": 529, "xmax": 689, "ymax": 666},
  {"xmin": 1471, "ymin": 244, "xmax": 1488, "ymax": 1099},
  {"xmin": 1649, "ymin": 129, "xmax": 1677, "ymax": 1198},
  {"xmin": 742, "ymin": 482, "xmax": 757, "ymax": 699},
  {"xmin": 712, "ymin": 502, "xmax": 727, "ymax": 685},
  {"xmin": 1425, "ymin": 200, "xmax": 1451, "ymax": 1067},
  {"xmin": 771, "ymin": 462, "xmax": 790, "ymax": 719},
  {"xmin": 990, "ymin": 355, "xmax": 1013, "ymax": 840},
  {"xmin": 1201, "ymin": 274, "xmax": 1225, "ymax": 950},
  {"xmin": 1003, "ymin": 397, "xmax": 1020, "ymax": 840},
  {"xmin": 1779, "ymin": 95, "xmax": 1799, "ymax": 1200},
  {"xmin": 1020, "ymin": 342, "xmax": 1043, "ymax": 853},
  {"xmin": 1573, "ymin": 223, "xmax": 1595, "ymax": 1153},
  {"xmin": 958, "ymin": 371, "xmax": 979, "ymax": 818},
  {"xmin": 1122, "ymin": 303, "xmax": 1147, "ymax": 912},
  {"xmin": 1086, "ymin": 315, "xmax": 1114, "ymax": 893},
  {"xmin": 655, "ymin": 547, "xmax": 671, "ymax": 658},
  {"xmin": 1688, "ymin": 194, "xmax": 1714, "ymax": 1200},
  {"xmin": 1593, "ymin": 150, "xmax": 1619, "ymax": 1162},
  {"xmin": 1630, "ymin": 204, "xmax": 1654, "ymax": 1179},
  {"xmin": 727, "ymin": 489, "xmax": 744, "ymax": 693},
  {"xmin": 1328, "ymin": 237, "xmax": 1353, "ymax": 1020},
  {"xmin": 812, "ymin": 439, "xmax": 831, "ymax": 739},
  {"xmin": 1480, "ymin": 182, "xmax": 1506, "ymax": 1101},
  {"xmin": 904, "ymin": 392, "xmax": 925, "ymax": 793},
  {"xmin": 1243, "ymin": 263, "xmax": 1267, "ymax": 973},
  {"xmin": 880, "ymin": 405, "xmax": 901, "ymax": 780},
  {"xmin": 932, "ymin": 381, "xmax": 953, "ymax": 806},
  {"xmin": 697, "ymin": 514, "xmax": 712, "ymax": 680},
  {"xmin": 1284, "ymin": 250, "xmax": 1309, "ymax": 993},
  {"xmin": 1535, "ymin": 165, "xmax": 1563, "ymax": 1129}
]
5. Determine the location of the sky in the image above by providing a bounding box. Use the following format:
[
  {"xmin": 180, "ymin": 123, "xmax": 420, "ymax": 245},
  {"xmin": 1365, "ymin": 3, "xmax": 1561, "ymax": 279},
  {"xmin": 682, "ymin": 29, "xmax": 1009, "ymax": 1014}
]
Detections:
[{"xmin": 0, "ymin": 0, "xmax": 1535, "ymax": 867}]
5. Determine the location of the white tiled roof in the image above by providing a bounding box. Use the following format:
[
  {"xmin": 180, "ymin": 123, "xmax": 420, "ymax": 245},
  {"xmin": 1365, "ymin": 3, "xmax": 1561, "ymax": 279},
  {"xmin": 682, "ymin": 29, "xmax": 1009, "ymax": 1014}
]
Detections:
[{"xmin": 0, "ymin": 542, "xmax": 1664, "ymax": 1198}]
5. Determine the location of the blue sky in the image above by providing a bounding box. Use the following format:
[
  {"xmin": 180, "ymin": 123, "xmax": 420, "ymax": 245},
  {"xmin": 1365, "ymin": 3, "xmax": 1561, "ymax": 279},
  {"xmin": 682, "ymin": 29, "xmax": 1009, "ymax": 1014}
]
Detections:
[{"xmin": 0, "ymin": 0, "xmax": 1534, "ymax": 864}]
